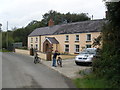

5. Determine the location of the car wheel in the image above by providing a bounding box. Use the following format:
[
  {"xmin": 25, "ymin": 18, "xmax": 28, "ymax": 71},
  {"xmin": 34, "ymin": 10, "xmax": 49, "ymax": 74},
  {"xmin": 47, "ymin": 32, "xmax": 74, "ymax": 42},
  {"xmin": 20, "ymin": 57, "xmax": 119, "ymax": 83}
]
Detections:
[{"xmin": 75, "ymin": 61, "xmax": 80, "ymax": 65}]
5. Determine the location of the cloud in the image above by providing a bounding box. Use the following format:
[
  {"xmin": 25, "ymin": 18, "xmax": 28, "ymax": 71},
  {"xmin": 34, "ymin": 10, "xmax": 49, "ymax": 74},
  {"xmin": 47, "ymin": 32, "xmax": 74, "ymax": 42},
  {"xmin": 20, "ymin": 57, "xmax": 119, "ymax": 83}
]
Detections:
[{"xmin": 0, "ymin": 0, "xmax": 106, "ymax": 30}]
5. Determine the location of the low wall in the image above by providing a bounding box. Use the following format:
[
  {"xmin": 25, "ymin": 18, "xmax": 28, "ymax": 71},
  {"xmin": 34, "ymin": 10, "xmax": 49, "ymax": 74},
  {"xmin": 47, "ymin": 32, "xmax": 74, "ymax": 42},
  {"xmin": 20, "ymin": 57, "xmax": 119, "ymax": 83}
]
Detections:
[
  {"xmin": 59, "ymin": 55, "xmax": 75, "ymax": 60},
  {"xmin": 37, "ymin": 52, "xmax": 76, "ymax": 60},
  {"xmin": 15, "ymin": 49, "xmax": 29, "ymax": 55},
  {"xmin": 15, "ymin": 49, "xmax": 76, "ymax": 60},
  {"xmin": 37, "ymin": 52, "xmax": 47, "ymax": 60}
]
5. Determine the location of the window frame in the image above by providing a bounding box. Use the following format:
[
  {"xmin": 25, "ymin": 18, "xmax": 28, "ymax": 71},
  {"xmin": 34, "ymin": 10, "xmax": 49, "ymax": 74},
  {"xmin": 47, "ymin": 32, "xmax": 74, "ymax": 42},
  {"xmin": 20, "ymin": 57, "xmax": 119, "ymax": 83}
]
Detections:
[
  {"xmin": 75, "ymin": 35, "xmax": 79, "ymax": 41},
  {"xmin": 31, "ymin": 38, "xmax": 33, "ymax": 43},
  {"xmin": 35, "ymin": 37, "xmax": 38, "ymax": 43},
  {"xmin": 86, "ymin": 44, "xmax": 92, "ymax": 48},
  {"xmin": 31, "ymin": 44, "xmax": 33, "ymax": 48},
  {"xmin": 35, "ymin": 44, "xmax": 38, "ymax": 50},
  {"xmin": 65, "ymin": 35, "xmax": 69, "ymax": 41},
  {"xmin": 64, "ymin": 44, "xmax": 69, "ymax": 52},
  {"xmin": 75, "ymin": 45, "xmax": 80, "ymax": 53},
  {"xmin": 86, "ymin": 34, "xmax": 91, "ymax": 41}
]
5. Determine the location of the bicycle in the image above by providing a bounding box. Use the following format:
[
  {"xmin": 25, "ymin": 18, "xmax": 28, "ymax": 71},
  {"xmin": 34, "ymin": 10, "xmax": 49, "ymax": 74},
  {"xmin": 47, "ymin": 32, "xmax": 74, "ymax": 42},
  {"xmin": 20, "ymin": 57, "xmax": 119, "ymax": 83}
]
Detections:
[
  {"xmin": 34, "ymin": 53, "xmax": 41, "ymax": 64},
  {"xmin": 57, "ymin": 57, "xmax": 62, "ymax": 67}
]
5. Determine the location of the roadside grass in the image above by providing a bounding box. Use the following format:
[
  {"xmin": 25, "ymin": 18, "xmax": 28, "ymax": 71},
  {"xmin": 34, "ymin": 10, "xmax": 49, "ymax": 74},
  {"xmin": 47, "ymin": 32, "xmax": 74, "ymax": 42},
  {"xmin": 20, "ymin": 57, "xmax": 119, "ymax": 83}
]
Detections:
[
  {"xmin": 73, "ymin": 73, "xmax": 110, "ymax": 88},
  {"xmin": 0, "ymin": 49, "xmax": 12, "ymax": 52}
]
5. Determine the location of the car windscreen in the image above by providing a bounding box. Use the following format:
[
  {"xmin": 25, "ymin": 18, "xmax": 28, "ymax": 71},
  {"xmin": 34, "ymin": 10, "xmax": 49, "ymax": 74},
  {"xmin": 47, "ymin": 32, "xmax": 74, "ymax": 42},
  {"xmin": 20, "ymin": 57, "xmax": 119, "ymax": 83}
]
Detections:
[{"xmin": 80, "ymin": 49, "xmax": 96, "ymax": 54}]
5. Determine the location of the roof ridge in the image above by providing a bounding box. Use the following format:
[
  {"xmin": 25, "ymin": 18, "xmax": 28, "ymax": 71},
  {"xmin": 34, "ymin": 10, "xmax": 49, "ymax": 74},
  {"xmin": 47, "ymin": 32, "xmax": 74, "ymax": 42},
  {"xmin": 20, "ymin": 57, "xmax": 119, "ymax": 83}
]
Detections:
[
  {"xmin": 35, "ymin": 19, "xmax": 105, "ymax": 29},
  {"xmin": 28, "ymin": 19, "xmax": 106, "ymax": 37}
]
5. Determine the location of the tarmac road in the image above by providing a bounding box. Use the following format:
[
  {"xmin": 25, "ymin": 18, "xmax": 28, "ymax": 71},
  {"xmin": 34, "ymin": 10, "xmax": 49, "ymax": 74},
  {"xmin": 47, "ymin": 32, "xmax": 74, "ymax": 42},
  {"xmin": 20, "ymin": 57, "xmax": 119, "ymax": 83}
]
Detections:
[{"xmin": 2, "ymin": 52, "xmax": 75, "ymax": 88}]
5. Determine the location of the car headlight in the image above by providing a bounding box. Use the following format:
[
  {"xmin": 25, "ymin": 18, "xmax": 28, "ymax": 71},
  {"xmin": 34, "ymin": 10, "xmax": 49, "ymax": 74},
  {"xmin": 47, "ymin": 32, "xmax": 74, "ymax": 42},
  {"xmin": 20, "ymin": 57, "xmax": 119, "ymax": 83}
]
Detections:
[{"xmin": 75, "ymin": 57, "xmax": 78, "ymax": 60}]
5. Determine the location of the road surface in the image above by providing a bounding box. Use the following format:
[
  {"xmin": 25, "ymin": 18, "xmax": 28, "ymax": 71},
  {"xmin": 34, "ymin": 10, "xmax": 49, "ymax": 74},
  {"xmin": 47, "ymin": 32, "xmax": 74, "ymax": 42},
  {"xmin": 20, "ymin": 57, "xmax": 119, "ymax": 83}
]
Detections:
[{"xmin": 2, "ymin": 52, "xmax": 75, "ymax": 88}]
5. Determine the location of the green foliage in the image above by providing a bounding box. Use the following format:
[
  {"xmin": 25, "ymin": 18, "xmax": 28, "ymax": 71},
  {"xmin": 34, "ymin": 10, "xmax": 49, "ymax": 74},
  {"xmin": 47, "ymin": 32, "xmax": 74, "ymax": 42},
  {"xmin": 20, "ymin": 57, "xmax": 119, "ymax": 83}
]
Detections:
[
  {"xmin": 42, "ymin": 10, "xmax": 90, "ymax": 25},
  {"xmin": 2, "ymin": 31, "xmax": 14, "ymax": 48},
  {"xmin": 0, "ymin": 48, "xmax": 12, "ymax": 52},
  {"xmin": 93, "ymin": 2, "xmax": 120, "ymax": 88},
  {"xmin": 92, "ymin": 35, "xmax": 102, "ymax": 47},
  {"xmin": 73, "ymin": 74, "xmax": 110, "ymax": 88}
]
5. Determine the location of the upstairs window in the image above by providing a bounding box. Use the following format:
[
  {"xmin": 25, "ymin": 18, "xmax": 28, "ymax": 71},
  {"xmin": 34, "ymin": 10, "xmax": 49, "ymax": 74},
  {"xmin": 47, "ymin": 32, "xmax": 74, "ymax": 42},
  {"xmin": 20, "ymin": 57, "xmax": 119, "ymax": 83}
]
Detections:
[
  {"xmin": 31, "ymin": 38, "xmax": 33, "ymax": 43},
  {"xmin": 75, "ymin": 35, "xmax": 79, "ymax": 41},
  {"xmin": 35, "ymin": 37, "xmax": 38, "ymax": 43},
  {"xmin": 86, "ymin": 34, "xmax": 91, "ymax": 41},
  {"xmin": 65, "ymin": 35, "xmax": 69, "ymax": 41}
]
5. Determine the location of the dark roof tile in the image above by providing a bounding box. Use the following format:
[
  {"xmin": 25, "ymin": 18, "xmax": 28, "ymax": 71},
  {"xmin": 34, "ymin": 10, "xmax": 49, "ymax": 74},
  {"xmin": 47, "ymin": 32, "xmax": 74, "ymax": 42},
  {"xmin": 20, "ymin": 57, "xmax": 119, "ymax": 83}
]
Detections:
[{"xmin": 28, "ymin": 19, "xmax": 106, "ymax": 37}]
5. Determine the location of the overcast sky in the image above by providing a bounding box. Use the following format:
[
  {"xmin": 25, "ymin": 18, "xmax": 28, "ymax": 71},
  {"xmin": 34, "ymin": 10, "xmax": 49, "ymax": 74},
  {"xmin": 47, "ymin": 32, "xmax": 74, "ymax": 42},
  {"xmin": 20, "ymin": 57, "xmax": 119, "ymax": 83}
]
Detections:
[{"xmin": 0, "ymin": 0, "xmax": 106, "ymax": 31}]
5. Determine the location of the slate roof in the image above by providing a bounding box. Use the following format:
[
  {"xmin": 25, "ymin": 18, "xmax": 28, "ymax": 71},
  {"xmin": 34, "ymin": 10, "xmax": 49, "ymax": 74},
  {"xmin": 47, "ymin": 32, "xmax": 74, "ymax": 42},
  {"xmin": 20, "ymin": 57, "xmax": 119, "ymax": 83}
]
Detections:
[
  {"xmin": 28, "ymin": 19, "xmax": 106, "ymax": 37},
  {"xmin": 46, "ymin": 37, "xmax": 59, "ymax": 44}
]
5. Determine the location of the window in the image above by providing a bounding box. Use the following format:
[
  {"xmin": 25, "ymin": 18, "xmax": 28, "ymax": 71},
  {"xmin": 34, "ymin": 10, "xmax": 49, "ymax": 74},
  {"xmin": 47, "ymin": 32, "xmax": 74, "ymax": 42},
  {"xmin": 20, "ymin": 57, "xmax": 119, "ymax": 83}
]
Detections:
[
  {"xmin": 65, "ymin": 35, "xmax": 69, "ymax": 41},
  {"xmin": 35, "ymin": 44, "xmax": 38, "ymax": 50},
  {"xmin": 75, "ymin": 35, "xmax": 79, "ymax": 41},
  {"xmin": 86, "ymin": 34, "xmax": 91, "ymax": 41},
  {"xmin": 31, "ymin": 44, "xmax": 33, "ymax": 48},
  {"xmin": 35, "ymin": 37, "xmax": 38, "ymax": 43},
  {"xmin": 65, "ymin": 45, "xmax": 69, "ymax": 52},
  {"xmin": 31, "ymin": 38, "xmax": 33, "ymax": 43},
  {"xmin": 86, "ymin": 44, "xmax": 91, "ymax": 48},
  {"xmin": 75, "ymin": 45, "xmax": 80, "ymax": 53}
]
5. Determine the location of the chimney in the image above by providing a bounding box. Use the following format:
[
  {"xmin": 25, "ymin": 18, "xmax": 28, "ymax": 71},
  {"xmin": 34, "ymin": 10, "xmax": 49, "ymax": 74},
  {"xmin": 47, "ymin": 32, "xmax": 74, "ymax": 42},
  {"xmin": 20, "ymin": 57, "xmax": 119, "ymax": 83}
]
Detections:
[{"xmin": 48, "ymin": 19, "xmax": 54, "ymax": 26}]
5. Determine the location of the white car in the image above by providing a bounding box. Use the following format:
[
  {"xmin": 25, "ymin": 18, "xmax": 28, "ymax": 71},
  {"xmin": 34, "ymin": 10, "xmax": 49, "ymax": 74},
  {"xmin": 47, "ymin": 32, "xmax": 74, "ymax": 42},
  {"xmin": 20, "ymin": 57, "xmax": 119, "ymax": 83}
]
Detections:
[{"xmin": 75, "ymin": 48, "xmax": 97, "ymax": 65}]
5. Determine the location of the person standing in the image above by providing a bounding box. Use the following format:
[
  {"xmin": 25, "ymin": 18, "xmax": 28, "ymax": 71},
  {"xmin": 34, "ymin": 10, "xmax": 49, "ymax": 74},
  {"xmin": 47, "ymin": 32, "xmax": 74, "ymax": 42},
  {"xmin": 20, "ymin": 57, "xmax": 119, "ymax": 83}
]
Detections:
[{"xmin": 52, "ymin": 50, "xmax": 60, "ymax": 67}]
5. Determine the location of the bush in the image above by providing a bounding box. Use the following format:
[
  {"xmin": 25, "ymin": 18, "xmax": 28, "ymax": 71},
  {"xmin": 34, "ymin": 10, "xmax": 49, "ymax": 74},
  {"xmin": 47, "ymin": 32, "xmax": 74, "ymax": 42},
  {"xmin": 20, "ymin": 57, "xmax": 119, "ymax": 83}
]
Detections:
[{"xmin": 92, "ymin": 2, "xmax": 120, "ymax": 88}]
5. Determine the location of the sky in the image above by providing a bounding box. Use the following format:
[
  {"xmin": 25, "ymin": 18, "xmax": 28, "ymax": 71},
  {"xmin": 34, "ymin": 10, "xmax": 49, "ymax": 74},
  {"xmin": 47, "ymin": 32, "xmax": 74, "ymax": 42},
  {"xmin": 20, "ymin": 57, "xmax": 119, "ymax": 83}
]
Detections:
[{"xmin": 0, "ymin": 0, "xmax": 107, "ymax": 31}]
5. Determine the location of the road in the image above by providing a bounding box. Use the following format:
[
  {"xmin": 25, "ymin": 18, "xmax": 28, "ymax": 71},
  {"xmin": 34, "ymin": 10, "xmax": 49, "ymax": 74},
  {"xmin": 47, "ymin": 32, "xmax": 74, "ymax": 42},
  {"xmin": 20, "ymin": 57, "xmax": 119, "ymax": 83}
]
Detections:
[{"xmin": 2, "ymin": 52, "xmax": 75, "ymax": 88}]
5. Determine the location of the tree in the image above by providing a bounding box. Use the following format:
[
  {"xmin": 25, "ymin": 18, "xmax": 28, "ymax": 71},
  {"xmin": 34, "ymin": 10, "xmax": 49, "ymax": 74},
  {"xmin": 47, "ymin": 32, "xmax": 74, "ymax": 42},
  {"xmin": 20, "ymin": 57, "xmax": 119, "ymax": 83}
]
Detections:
[
  {"xmin": 3, "ymin": 10, "xmax": 90, "ymax": 48},
  {"xmin": 42, "ymin": 10, "xmax": 90, "ymax": 25},
  {"xmin": 93, "ymin": 2, "xmax": 120, "ymax": 88}
]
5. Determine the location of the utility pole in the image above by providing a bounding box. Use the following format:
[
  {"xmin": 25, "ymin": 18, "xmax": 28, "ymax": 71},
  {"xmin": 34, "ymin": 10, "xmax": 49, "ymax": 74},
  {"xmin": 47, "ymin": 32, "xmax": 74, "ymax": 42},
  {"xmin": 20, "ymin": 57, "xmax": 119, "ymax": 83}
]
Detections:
[
  {"xmin": 92, "ymin": 15, "xmax": 93, "ymax": 20},
  {"xmin": 6, "ymin": 21, "xmax": 8, "ymax": 49}
]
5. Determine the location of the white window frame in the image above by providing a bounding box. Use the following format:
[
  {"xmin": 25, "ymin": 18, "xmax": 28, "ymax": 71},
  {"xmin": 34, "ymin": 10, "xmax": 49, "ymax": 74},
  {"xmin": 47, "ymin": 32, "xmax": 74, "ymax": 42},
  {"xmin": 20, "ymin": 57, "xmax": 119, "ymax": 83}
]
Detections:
[
  {"xmin": 86, "ymin": 34, "xmax": 91, "ymax": 41},
  {"xmin": 35, "ymin": 44, "xmax": 38, "ymax": 50},
  {"xmin": 35, "ymin": 37, "xmax": 38, "ymax": 43},
  {"xmin": 31, "ymin": 44, "xmax": 33, "ymax": 48},
  {"xmin": 31, "ymin": 38, "xmax": 33, "ymax": 43},
  {"xmin": 75, "ymin": 45, "xmax": 80, "ymax": 53},
  {"xmin": 65, "ymin": 35, "xmax": 69, "ymax": 41},
  {"xmin": 64, "ymin": 44, "xmax": 69, "ymax": 52},
  {"xmin": 75, "ymin": 35, "xmax": 79, "ymax": 41},
  {"xmin": 86, "ymin": 44, "xmax": 92, "ymax": 48}
]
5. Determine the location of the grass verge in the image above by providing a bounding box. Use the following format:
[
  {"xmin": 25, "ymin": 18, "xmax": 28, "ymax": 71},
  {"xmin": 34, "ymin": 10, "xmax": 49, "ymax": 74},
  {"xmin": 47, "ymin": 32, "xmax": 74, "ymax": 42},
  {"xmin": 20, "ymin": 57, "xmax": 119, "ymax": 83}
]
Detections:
[
  {"xmin": 73, "ymin": 73, "xmax": 111, "ymax": 88},
  {"xmin": 0, "ymin": 49, "xmax": 12, "ymax": 52}
]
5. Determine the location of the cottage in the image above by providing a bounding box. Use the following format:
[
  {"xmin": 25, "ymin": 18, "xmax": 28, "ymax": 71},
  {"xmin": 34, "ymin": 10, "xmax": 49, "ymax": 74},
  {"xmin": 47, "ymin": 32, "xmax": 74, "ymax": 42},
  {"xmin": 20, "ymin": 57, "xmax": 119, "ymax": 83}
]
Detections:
[{"xmin": 28, "ymin": 19, "xmax": 106, "ymax": 55}]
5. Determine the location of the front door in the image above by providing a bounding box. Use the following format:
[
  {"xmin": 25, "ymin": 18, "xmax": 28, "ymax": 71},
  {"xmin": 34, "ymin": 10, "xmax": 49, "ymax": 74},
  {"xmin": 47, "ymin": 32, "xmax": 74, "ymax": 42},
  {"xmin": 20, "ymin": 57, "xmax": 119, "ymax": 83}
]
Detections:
[{"xmin": 43, "ymin": 40, "xmax": 52, "ymax": 53}]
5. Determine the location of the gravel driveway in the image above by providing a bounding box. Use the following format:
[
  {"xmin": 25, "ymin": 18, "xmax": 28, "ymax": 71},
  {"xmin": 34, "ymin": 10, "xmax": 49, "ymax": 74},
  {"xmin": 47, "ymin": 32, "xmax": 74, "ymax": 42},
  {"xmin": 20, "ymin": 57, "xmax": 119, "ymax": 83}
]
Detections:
[{"xmin": 41, "ymin": 58, "xmax": 92, "ymax": 79}]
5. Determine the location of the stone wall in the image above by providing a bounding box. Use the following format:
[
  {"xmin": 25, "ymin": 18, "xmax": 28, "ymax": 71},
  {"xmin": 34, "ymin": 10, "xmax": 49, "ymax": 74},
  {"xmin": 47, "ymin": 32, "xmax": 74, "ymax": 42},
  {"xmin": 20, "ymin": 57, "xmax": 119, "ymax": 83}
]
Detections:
[
  {"xmin": 15, "ymin": 49, "xmax": 29, "ymax": 55},
  {"xmin": 15, "ymin": 49, "xmax": 76, "ymax": 60}
]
